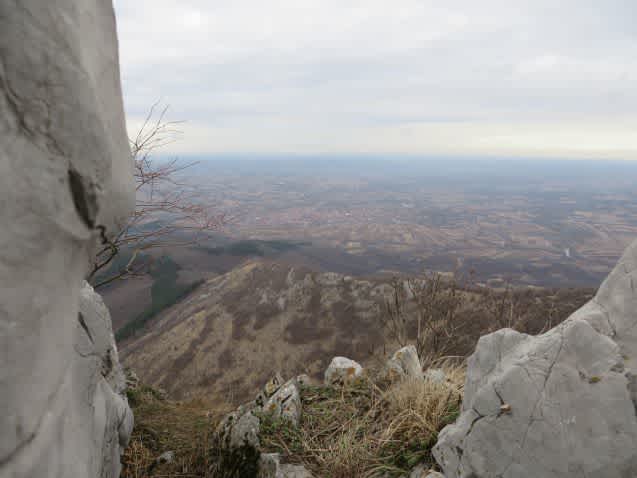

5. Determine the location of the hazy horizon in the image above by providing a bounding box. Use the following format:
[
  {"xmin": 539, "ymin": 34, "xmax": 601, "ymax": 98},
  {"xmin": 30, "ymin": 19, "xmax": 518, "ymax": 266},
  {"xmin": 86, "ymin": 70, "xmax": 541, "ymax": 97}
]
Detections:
[{"xmin": 114, "ymin": 1, "xmax": 637, "ymax": 160}]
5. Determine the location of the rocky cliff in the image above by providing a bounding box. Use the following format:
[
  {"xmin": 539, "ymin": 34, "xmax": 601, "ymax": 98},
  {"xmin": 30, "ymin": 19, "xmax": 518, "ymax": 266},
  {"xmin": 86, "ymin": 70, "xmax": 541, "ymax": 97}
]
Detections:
[
  {"xmin": 0, "ymin": 1, "xmax": 134, "ymax": 476},
  {"xmin": 434, "ymin": 238, "xmax": 637, "ymax": 477}
]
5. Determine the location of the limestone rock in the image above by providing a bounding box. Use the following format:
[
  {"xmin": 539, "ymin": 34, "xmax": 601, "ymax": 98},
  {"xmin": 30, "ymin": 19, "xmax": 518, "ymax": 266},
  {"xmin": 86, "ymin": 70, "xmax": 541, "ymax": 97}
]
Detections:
[
  {"xmin": 433, "ymin": 239, "xmax": 637, "ymax": 478},
  {"xmin": 157, "ymin": 451, "xmax": 175, "ymax": 465},
  {"xmin": 424, "ymin": 368, "xmax": 446, "ymax": 384},
  {"xmin": 264, "ymin": 378, "xmax": 302, "ymax": 426},
  {"xmin": 264, "ymin": 372, "xmax": 285, "ymax": 397},
  {"xmin": 324, "ymin": 356, "xmax": 363, "ymax": 385},
  {"xmin": 126, "ymin": 369, "xmax": 140, "ymax": 390},
  {"xmin": 259, "ymin": 453, "xmax": 313, "ymax": 478},
  {"xmin": 1, "ymin": 0, "xmax": 134, "ymax": 476},
  {"xmin": 214, "ymin": 403, "xmax": 262, "ymax": 476},
  {"xmin": 295, "ymin": 374, "xmax": 312, "ymax": 387},
  {"xmin": 385, "ymin": 345, "xmax": 423, "ymax": 381}
]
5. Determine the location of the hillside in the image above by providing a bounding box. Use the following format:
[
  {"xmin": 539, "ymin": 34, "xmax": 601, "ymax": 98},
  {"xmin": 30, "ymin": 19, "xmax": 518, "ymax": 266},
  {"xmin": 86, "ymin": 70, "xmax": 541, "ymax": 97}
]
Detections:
[
  {"xmin": 120, "ymin": 260, "xmax": 391, "ymax": 402},
  {"xmin": 119, "ymin": 260, "xmax": 593, "ymax": 404}
]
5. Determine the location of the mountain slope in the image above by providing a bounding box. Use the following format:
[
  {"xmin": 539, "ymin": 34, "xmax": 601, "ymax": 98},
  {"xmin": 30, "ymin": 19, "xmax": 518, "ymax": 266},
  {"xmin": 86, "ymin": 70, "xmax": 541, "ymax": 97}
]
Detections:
[
  {"xmin": 120, "ymin": 260, "xmax": 390, "ymax": 402},
  {"xmin": 120, "ymin": 259, "xmax": 594, "ymax": 404}
]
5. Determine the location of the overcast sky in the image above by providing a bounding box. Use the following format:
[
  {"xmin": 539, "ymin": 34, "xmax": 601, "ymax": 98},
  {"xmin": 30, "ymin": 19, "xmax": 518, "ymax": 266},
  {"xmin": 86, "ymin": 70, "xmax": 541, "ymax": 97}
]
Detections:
[{"xmin": 113, "ymin": 0, "xmax": 636, "ymax": 159}]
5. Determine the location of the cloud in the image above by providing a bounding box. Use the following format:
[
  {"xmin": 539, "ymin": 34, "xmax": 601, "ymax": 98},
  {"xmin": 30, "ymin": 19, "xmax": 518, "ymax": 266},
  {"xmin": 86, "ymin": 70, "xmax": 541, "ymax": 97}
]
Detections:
[{"xmin": 114, "ymin": 0, "xmax": 637, "ymax": 159}]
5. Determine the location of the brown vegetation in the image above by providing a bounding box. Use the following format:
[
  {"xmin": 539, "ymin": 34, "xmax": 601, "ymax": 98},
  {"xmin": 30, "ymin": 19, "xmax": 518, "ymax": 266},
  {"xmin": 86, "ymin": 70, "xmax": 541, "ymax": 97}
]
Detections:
[
  {"xmin": 121, "ymin": 386, "xmax": 230, "ymax": 478},
  {"xmin": 260, "ymin": 365, "xmax": 464, "ymax": 477},
  {"xmin": 382, "ymin": 272, "xmax": 594, "ymax": 367}
]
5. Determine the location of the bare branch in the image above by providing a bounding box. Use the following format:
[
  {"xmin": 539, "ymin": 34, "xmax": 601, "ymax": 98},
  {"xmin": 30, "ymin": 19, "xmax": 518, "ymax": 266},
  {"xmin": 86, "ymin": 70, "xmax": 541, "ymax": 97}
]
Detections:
[{"xmin": 89, "ymin": 103, "xmax": 225, "ymax": 287}]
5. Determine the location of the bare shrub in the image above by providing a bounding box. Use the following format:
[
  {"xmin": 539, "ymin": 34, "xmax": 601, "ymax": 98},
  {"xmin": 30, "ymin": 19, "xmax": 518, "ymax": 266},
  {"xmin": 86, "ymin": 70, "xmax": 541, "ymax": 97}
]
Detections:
[
  {"xmin": 383, "ymin": 273, "xmax": 469, "ymax": 366},
  {"xmin": 380, "ymin": 272, "xmax": 594, "ymax": 366},
  {"xmin": 90, "ymin": 103, "xmax": 225, "ymax": 288}
]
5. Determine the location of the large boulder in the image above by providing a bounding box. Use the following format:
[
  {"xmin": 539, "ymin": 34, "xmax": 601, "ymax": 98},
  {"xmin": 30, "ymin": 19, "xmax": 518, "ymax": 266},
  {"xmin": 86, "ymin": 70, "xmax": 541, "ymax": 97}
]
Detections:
[
  {"xmin": 0, "ymin": 1, "xmax": 134, "ymax": 477},
  {"xmin": 433, "ymin": 239, "xmax": 637, "ymax": 478}
]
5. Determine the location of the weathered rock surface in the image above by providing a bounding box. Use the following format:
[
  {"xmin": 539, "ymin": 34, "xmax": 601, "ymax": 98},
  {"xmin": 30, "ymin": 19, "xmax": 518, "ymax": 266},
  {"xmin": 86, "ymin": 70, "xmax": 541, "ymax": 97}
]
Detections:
[
  {"xmin": 433, "ymin": 239, "xmax": 637, "ymax": 478},
  {"xmin": 214, "ymin": 374, "xmax": 305, "ymax": 476},
  {"xmin": 0, "ymin": 1, "xmax": 134, "ymax": 476},
  {"xmin": 258, "ymin": 453, "xmax": 313, "ymax": 477},
  {"xmin": 264, "ymin": 378, "xmax": 302, "ymax": 426},
  {"xmin": 324, "ymin": 356, "xmax": 364, "ymax": 385},
  {"xmin": 214, "ymin": 402, "xmax": 263, "ymax": 477},
  {"xmin": 385, "ymin": 345, "xmax": 423, "ymax": 381}
]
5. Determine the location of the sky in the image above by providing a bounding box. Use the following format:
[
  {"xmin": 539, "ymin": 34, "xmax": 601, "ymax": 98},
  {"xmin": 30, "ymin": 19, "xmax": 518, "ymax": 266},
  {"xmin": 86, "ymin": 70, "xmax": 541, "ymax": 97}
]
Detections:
[{"xmin": 113, "ymin": 0, "xmax": 637, "ymax": 159}]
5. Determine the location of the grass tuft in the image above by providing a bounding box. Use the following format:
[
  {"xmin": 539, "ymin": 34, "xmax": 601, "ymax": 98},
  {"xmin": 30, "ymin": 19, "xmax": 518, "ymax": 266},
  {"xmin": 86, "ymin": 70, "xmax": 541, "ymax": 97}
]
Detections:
[
  {"xmin": 259, "ymin": 365, "xmax": 464, "ymax": 478},
  {"xmin": 121, "ymin": 386, "xmax": 230, "ymax": 478}
]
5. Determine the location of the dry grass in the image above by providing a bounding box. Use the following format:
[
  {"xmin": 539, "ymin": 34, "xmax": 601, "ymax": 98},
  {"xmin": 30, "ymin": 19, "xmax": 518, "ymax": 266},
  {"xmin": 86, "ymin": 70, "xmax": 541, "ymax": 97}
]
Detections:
[
  {"xmin": 259, "ymin": 364, "xmax": 464, "ymax": 478},
  {"xmin": 121, "ymin": 386, "xmax": 231, "ymax": 478}
]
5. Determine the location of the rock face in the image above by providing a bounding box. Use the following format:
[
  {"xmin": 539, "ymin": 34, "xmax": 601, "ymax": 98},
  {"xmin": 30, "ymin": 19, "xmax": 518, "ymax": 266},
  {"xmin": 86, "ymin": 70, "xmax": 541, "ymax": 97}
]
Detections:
[
  {"xmin": 433, "ymin": 239, "xmax": 637, "ymax": 478},
  {"xmin": 324, "ymin": 356, "xmax": 364, "ymax": 385},
  {"xmin": 0, "ymin": 1, "xmax": 134, "ymax": 477},
  {"xmin": 385, "ymin": 345, "xmax": 423, "ymax": 381}
]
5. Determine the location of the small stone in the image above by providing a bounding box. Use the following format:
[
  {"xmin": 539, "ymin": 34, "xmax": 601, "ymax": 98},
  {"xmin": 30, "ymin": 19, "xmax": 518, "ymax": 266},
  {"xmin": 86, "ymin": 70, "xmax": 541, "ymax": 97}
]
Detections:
[
  {"xmin": 156, "ymin": 451, "xmax": 174, "ymax": 464},
  {"xmin": 324, "ymin": 357, "xmax": 363, "ymax": 385},
  {"xmin": 258, "ymin": 453, "xmax": 313, "ymax": 477},
  {"xmin": 295, "ymin": 374, "xmax": 311, "ymax": 386},
  {"xmin": 385, "ymin": 345, "xmax": 423, "ymax": 381},
  {"xmin": 125, "ymin": 369, "xmax": 139, "ymax": 390}
]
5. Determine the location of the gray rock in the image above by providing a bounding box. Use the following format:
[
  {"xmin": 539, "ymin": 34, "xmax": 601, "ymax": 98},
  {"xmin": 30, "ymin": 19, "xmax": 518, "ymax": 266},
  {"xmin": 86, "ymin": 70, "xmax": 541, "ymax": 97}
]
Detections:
[
  {"xmin": 125, "ymin": 369, "xmax": 140, "ymax": 390},
  {"xmin": 224, "ymin": 407, "xmax": 261, "ymax": 451},
  {"xmin": 0, "ymin": 0, "xmax": 134, "ymax": 475},
  {"xmin": 264, "ymin": 378, "xmax": 302, "ymax": 426},
  {"xmin": 295, "ymin": 374, "xmax": 312, "ymax": 387},
  {"xmin": 157, "ymin": 450, "xmax": 174, "ymax": 464},
  {"xmin": 385, "ymin": 345, "xmax": 423, "ymax": 381},
  {"xmin": 324, "ymin": 356, "xmax": 364, "ymax": 385},
  {"xmin": 259, "ymin": 453, "xmax": 313, "ymax": 477},
  {"xmin": 423, "ymin": 368, "xmax": 446, "ymax": 384},
  {"xmin": 214, "ymin": 402, "xmax": 262, "ymax": 475},
  {"xmin": 433, "ymin": 239, "xmax": 637, "ymax": 478},
  {"xmin": 264, "ymin": 372, "xmax": 286, "ymax": 397}
]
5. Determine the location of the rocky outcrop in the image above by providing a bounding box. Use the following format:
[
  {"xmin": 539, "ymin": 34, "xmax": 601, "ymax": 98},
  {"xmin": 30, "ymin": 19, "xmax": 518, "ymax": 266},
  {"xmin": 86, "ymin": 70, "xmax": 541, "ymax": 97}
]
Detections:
[
  {"xmin": 214, "ymin": 374, "xmax": 305, "ymax": 477},
  {"xmin": 1, "ymin": 1, "xmax": 134, "ymax": 477},
  {"xmin": 324, "ymin": 356, "xmax": 364, "ymax": 385},
  {"xmin": 433, "ymin": 239, "xmax": 637, "ymax": 478}
]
